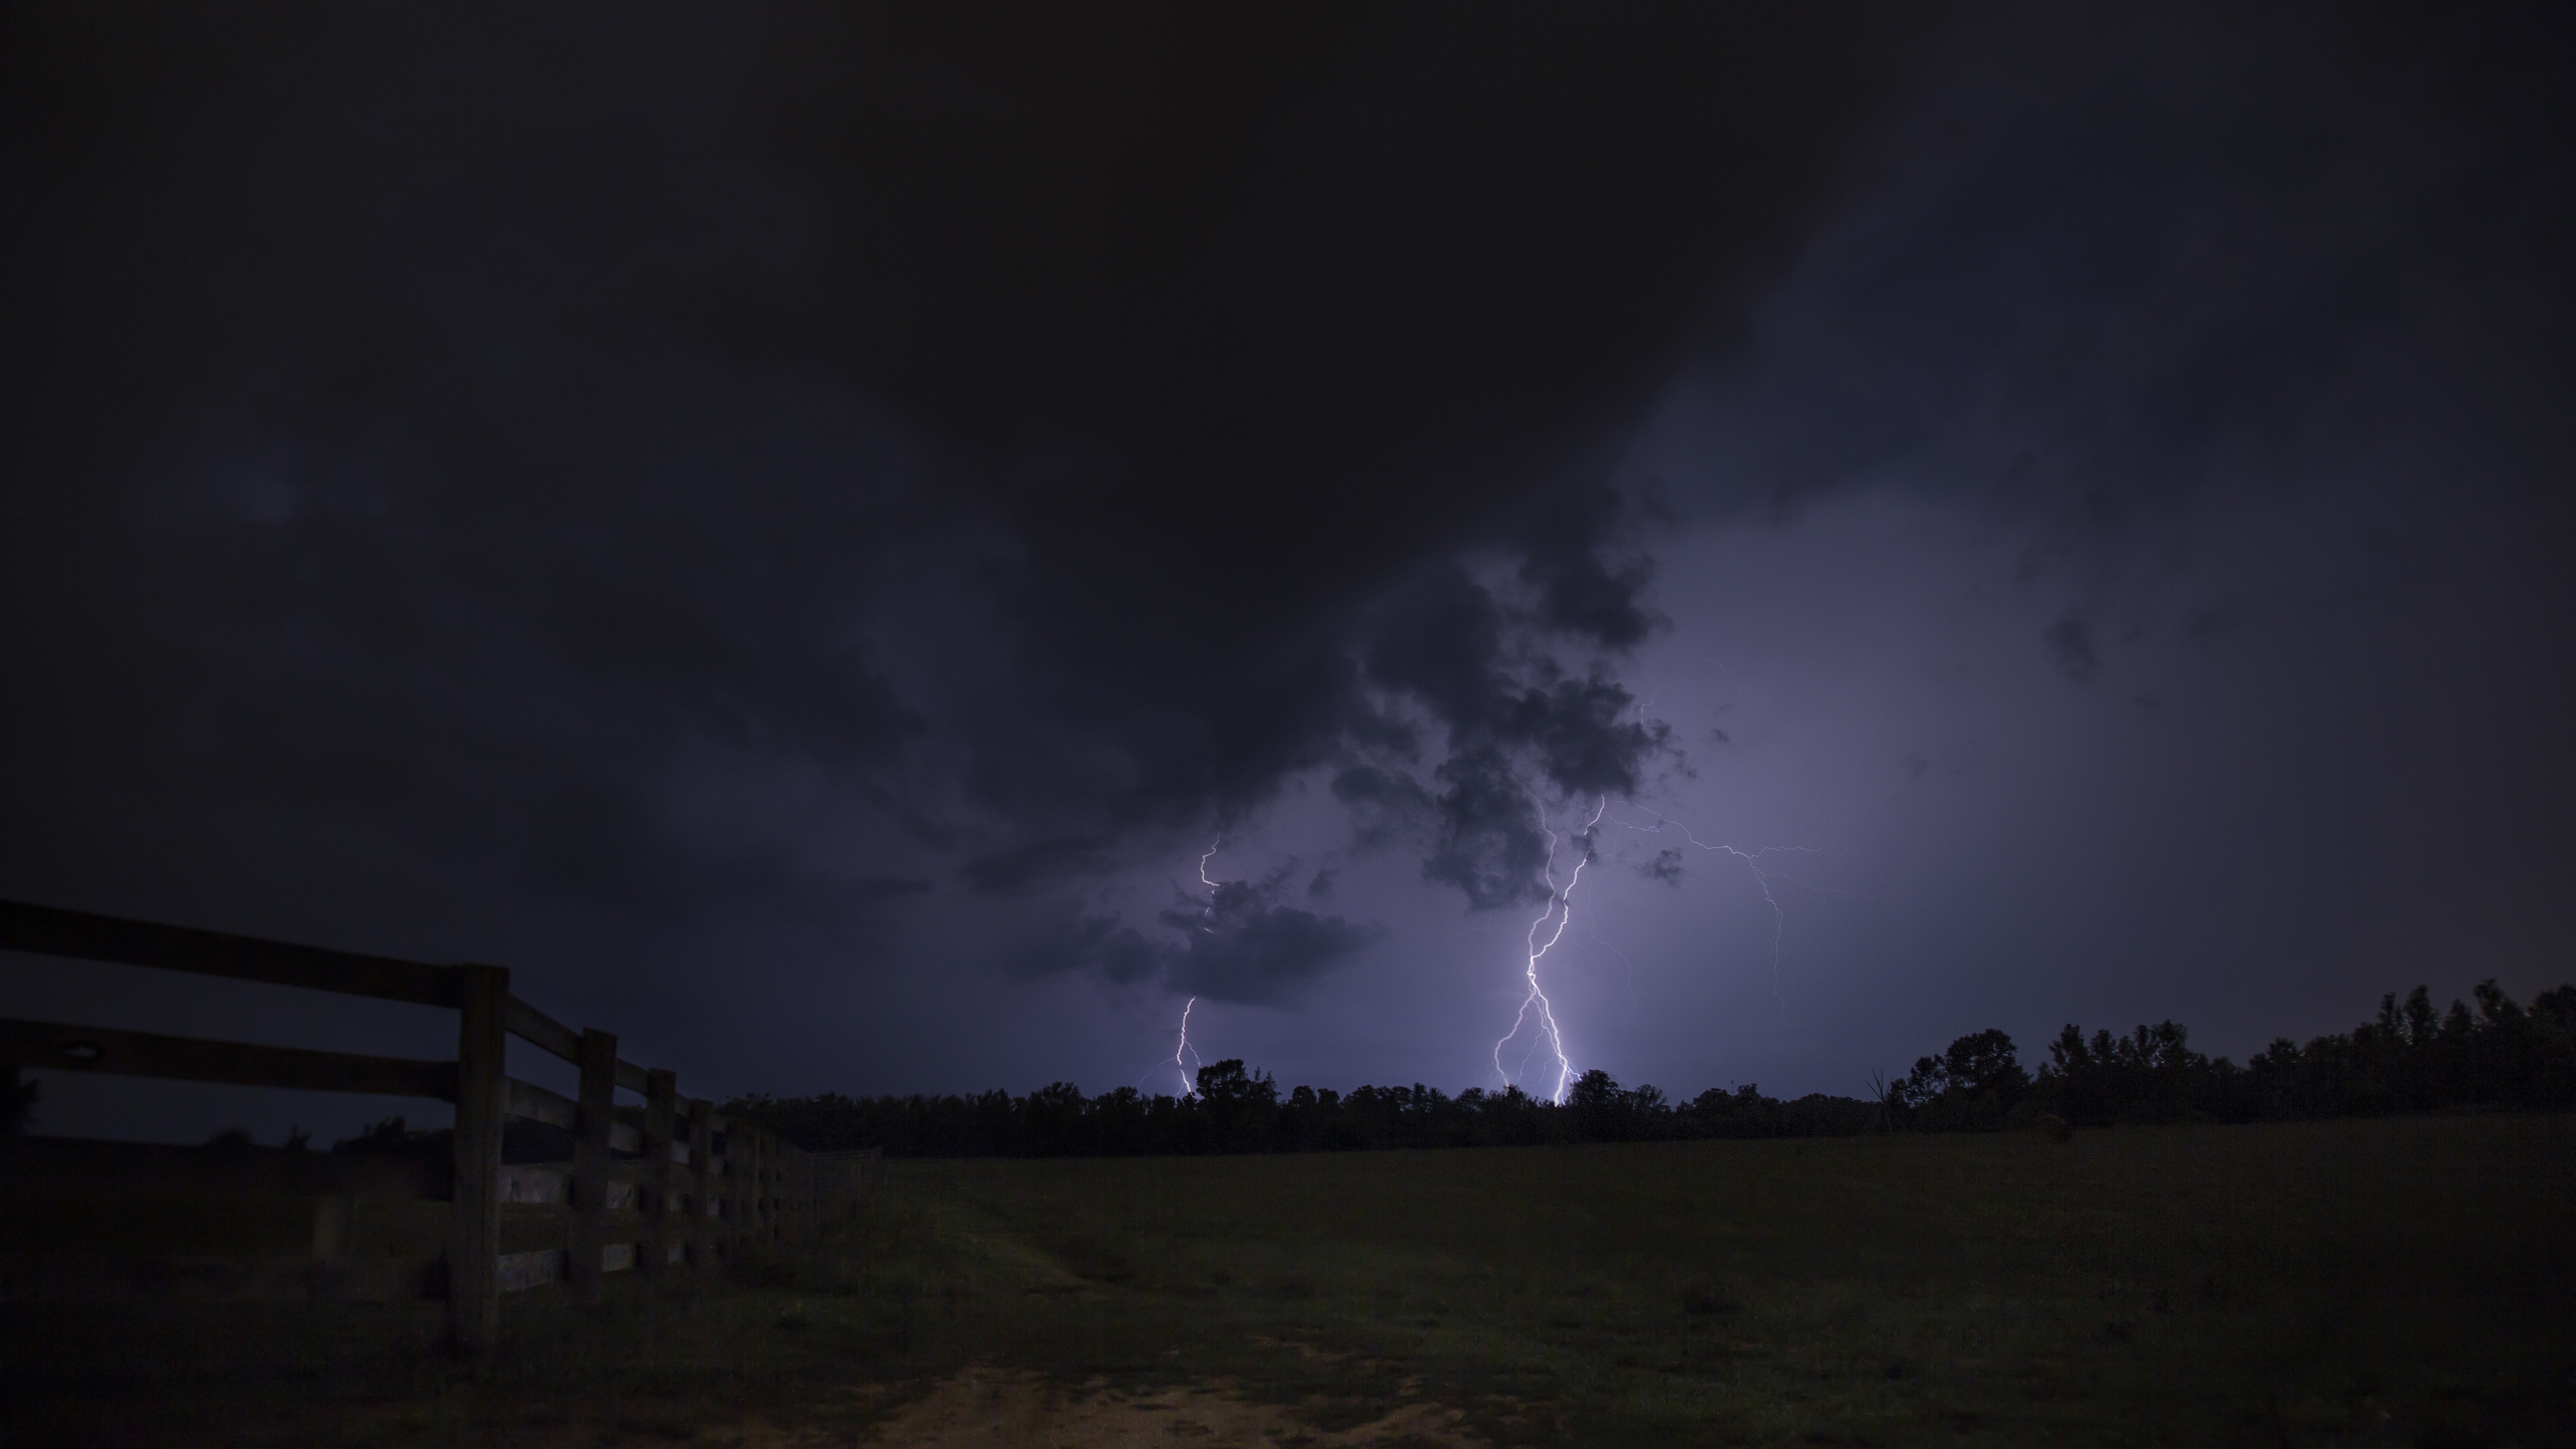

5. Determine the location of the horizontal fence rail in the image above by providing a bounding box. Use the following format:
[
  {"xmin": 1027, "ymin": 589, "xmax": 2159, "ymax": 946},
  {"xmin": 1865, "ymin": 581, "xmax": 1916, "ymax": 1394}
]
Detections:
[
  {"xmin": 0, "ymin": 899, "xmax": 464, "ymax": 1007},
  {"xmin": 2, "ymin": 1018, "xmax": 458, "ymax": 1100},
  {"xmin": 0, "ymin": 898, "xmax": 870, "ymax": 1358}
]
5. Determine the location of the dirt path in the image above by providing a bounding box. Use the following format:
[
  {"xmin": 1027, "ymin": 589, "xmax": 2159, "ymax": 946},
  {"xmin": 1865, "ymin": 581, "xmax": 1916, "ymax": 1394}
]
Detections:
[{"xmin": 848, "ymin": 1367, "xmax": 1482, "ymax": 1448}]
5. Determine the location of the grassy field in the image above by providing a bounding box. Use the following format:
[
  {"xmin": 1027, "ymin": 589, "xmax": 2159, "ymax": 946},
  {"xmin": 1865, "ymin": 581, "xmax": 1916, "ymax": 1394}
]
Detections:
[{"xmin": 7, "ymin": 1115, "xmax": 2573, "ymax": 1446}]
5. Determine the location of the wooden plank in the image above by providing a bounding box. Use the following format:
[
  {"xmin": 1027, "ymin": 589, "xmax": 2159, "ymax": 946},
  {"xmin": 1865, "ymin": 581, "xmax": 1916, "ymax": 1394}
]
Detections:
[
  {"xmin": 778, "ymin": 1140, "xmax": 793, "ymax": 1240},
  {"xmin": 641, "ymin": 1067, "xmax": 678, "ymax": 1281},
  {"xmin": 726, "ymin": 1128, "xmax": 747, "ymax": 1255},
  {"xmin": 449, "ymin": 964, "xmax": 508, "ymax": 1360},
  {"xmin": 569, "ymin": 1026, "xmax": 616, "ymax": 1305},
  {"xmin": 764, "ymin": 1132, "xmax": 779, "ymax": 1244},
  {"xmin": 0, "ymin": 1018, "xmax": 454, "ymax": 1100},
  {"xmin": 503, "ymin": 1000, "xmax": 655, "ymax": 1114},
  {"xmin": 498, "ymin": 1163, "xmax": 641, "ymax": 1208},
  {"xmin": 802, "ymin": 1149, "xmax": 816, "ymax": 1238},
  {"xmin": 686, "ymin": 1095, "xmax": 714, "ymax": 1275},
  {"xmin": 0, "ymin": 898, "xmax": 461, "ymax": 1008},
  {"xmin": 773, "ymin": 1145, "xmax": 790, "ymax": 1244},
  {"xmin": 736, "ymin": 1129, "xmax": 754, "ymax": 1250},
  {"xmin": 497, "ymin": 1248, "xmax": 562, "ymax": 1294},
  {"xmin": 494, "ymin": 1239, "xmax": 647, "ymax": 1286},
  {"xmin": 498, "ymin": 1163, "xmax": 566, "ymax": 1205},
  {"xmin": 503, "ymin": 1076, "xmax": 576, "ymax": 1131},
  {"xmin": 662, "ymin": 1097, "xmax": 729, "ymax": 1132},
  {"xmin": 502, "ymin": 996, "xmax": 581, "ymax": 1064},
  {"xmin": 500, "ymin": 1085, "xmax": 635, "ymax": 1153}
]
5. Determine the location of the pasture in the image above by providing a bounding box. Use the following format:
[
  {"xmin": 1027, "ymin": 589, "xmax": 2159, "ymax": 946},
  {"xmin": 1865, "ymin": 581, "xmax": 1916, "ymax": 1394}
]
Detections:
[{"xmin": 7, "ymin": 1114, "xmax": 2571, "ymax": 1446}]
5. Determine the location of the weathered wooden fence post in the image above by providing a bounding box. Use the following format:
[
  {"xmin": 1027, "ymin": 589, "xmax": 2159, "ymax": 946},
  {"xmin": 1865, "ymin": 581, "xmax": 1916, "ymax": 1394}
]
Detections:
[
  {"xmin": 800, "ymin": 1150, "xmax": 816, "ymax": 1237},
  {"xmin": 770, "ymin": 1142, "xmax": 788, "ymax": 1245},
  {"xmin": 718, "ymin": 1118, "xmax": 741, "ymax": 1260},
  {"xmin": 770, "ymin": 1136, "xmax": 786, "ymax": 1242},
  {"xmin": 733, "ymin": 1126, "xmax": 753, "ymax": 1254},
  {"xmin": 716, "ymin": 1104, "xmax": 733, "ymax": 1269},
  {"xmin": 643, "ymin": 1067, "xmax": 677, "ymax": 1279},
  {"xmin": 780, "ymin": 1140, "xmax": 795, "ymax": 1242},
  {"xmin": 778, "ymin": 1146, "xmax": 797, "ymax": 1244},
  {"xmin": 568, "ymin": 1026, "xmax": 616, "ymax": 1305},
  {"xmin": 747, "ymin": 1128, "xmax": 768, "ymax": 1249},
  {"xmin": 686, "ymin": 1097, "xmax": 714, "ymax": 1274},
  {"xmin": 765, "ymin": 1134, "xmax": 782, "ymax": 1245},
  {"xmin": 449, "ymin": 963, "xmax": 508, "ymax": 1360},
  {"xmin": 766, "ymin": 1140, "xmax": 784, "ymax": 1244}
]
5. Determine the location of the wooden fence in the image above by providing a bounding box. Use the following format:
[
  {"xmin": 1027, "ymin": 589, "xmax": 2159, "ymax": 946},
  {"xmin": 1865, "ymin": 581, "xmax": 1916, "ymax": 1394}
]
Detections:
[{"xmin": 0, "ymin": 898, "xmax": 868, "ymax": 1358}]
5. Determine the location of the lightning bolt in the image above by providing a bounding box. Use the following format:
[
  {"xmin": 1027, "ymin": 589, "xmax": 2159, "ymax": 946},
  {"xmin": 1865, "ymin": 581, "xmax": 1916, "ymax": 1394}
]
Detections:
[
  {"xmin": 1170, "ymin": 996, "xmax": 1201, "ymax": 1098},
  {"xmin": 1609, "ymin": 805, "xmax": 1830, "ymax": 1012},
  {"xmin": 1589, "ymin": 922, "xmax": 1640, "ymax": 1018},
  {"xmin": 1148, "ymin": 838, "xmax": 1225, "ymax": 1098},
  {"xmin": 1197, "ymin": 839, "xmax": 1223, "ymax": 931},
  {"xmin": 1493, "ymin": 794, "xmax": 1607, "ymax": 1104}
]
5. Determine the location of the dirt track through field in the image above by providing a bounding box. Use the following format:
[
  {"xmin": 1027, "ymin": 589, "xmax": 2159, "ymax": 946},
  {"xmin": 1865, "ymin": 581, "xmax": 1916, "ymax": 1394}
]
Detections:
[{"xmin": 853, "ymin": 1368, "xmax": 1481, "ymax": 1448}]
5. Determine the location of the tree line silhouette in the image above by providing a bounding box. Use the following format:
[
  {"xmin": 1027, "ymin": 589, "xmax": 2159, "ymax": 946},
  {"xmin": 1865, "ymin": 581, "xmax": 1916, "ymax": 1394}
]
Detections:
[{"xmin": 718, "ymin": 975, "xmax": 2573, "ymax": 1157}]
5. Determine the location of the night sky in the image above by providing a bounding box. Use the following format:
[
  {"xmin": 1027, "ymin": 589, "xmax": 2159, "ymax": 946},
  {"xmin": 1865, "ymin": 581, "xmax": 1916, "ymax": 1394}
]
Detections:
[{"xmin": 5, "ymin": 3, "xmax": 2571, "ymax": 1144}]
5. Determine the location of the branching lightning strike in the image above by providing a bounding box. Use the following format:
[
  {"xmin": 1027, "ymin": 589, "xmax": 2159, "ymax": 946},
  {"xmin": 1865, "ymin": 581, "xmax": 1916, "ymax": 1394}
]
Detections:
[
  {"xmin": 1611, "ymin": 806, "xmax": 1829, "ymax": 1010},
  {"xmin": 1197, "ymin": 839, "xmax": 1223, "ymax": 930},
  {"xmin": 1170, "ymin": 996, "xmax": 1200, "ymax": 1098},
  {"xmin": 1492, "ymin": 795, "xmax": 1607, "ymax": 1104},
  {"xmin": 1161, "ymin": 837, "xmax": 1225, "ymax": 1098}
]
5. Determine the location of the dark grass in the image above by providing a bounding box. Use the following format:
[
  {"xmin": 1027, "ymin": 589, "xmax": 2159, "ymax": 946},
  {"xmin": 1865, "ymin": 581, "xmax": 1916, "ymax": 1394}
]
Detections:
[{"xmin": 5, "ymin": 1114, "xmax": 2572, "ymax": 1446}]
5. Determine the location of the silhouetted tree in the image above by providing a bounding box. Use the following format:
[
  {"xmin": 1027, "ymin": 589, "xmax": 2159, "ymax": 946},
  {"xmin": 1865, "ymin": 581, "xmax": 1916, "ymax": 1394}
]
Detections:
[
  {"xmin": 1897, "ymin": 1028, "xmax": 2029, "ymax": 1129},
  {"xmin": 1568, "ymin": 1069, "xmax": 1626, "ymax": 1140},
  {"xmin": 720, "ymin": 975, "xmax": 2574, "ymax": 1157},
  {"xmin": 1189, "ymin": 1059, "xmax": 1278, "ymax": 1153}
]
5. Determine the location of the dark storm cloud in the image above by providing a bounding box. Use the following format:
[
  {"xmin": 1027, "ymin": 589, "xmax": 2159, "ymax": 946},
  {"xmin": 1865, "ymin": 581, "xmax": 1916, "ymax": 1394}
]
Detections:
[
  {"xmin": 1057, "ymin": 869, "xmax": 1382, "ymax": 1006},
  {"xmin": 959, "ymin": 837, "xmax": 1119, "ymax": 896},
  {"xmin": 1515, "ymin": 486, "xmax": 1668, "ymax": 650},
  {"xmin": 1640, "ymin": 849, "xmax": 1686, "ymax": 889},
  {"xmin": 1328, "ymin": 765, "xmax": 1434, "ymax": 852},
  {"xmin": 0, "ymin": 3, "xmax": 1939, "ymax": 965},
  {"xmin": 1606, "ymin": 1, "xmax": 2575, "ymax": 1091},
  {"xmin": 1315, "ymin": 484, "xmax": 1680, "ymax": 910},
  {"xmin": 1155, "ymin": 877, "xmax": 1385, "ymax": 1006},
  {"xmin": 1678, "ymin": 4, "xmax": 2575, "ymax": 551},
  {"xmin": 1418, "ymin": 745, "xmax": 1559, "ymax": 911},
  {"xmin": 2043, "ymin": 619, "xmax": 2098, "ymax": 681}
]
